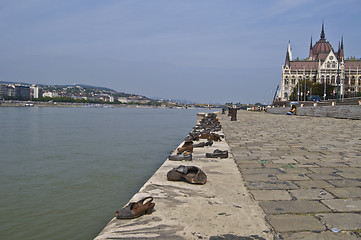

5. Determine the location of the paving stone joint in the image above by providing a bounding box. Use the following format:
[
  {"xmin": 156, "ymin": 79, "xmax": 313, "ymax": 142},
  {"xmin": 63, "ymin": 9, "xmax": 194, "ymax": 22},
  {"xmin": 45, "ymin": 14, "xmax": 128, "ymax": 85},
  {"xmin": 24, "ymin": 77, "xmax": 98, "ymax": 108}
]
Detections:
[{"xmin": 220, "ymin": 110, "xmax": 361, "ymax": 239}]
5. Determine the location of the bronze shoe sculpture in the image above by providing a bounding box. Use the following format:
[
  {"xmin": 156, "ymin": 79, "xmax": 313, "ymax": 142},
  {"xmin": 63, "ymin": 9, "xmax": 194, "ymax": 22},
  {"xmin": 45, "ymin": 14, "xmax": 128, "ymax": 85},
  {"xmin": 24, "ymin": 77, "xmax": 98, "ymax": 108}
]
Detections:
[
  {"xmin": 193, "ymin": 141, "xmax": 213, "ymax": 148},
  {"xmin": 115, "ymin": 196, "xmax": 155, "ymax": 219},
  {"xmin": 167, "ymin": 165, "xmax": 207, "ymax": 184},
  {"xmin": 207, "ymin": 133, "xmax": 222, "ymax": 142},
  {"xmin": 177, "ymin": 140, "xmax": 193, "ymax": 153},
  {"xmin": 206, "ymin": 149, "xmax": 228, "ymax": 159},
  {"xmin": 169, "ymin": 152, "xmax": 192, "ymax": 161},
  {"xmin": 199, "ymin": 132, "xmax": 211, "ymax": 139}
]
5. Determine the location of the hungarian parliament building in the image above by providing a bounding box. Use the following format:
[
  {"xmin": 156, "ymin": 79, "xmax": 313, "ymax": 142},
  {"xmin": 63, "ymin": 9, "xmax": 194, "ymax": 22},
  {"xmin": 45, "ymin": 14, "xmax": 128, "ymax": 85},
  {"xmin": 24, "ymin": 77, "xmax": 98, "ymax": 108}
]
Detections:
[{"xmin": 280, "ymin": 24, "xmax": 361, "ymax": 101}]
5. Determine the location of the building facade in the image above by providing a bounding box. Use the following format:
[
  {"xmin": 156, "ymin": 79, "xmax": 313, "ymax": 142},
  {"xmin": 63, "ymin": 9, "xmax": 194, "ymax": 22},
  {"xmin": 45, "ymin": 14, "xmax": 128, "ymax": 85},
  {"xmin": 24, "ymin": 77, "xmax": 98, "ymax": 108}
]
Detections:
[
  {"xmin": 30, "ymin": 85, "xmax": 43, "ymax": 99},
  {"xmin": 280, "ymin": 24, "xmax": 361, "ymax": 101},
  {"xmin": 0, "ymin": 84, "xmax": 30, "ymax": 100}
]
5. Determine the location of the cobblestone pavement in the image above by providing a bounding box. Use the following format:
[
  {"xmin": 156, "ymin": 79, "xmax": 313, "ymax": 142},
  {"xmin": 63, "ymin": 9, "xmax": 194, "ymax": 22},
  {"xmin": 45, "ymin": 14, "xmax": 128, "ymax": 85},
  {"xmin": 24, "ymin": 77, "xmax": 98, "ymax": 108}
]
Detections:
[{"xmin": 219, "ymin": 111, "xmax": 361, "ymax": 240}]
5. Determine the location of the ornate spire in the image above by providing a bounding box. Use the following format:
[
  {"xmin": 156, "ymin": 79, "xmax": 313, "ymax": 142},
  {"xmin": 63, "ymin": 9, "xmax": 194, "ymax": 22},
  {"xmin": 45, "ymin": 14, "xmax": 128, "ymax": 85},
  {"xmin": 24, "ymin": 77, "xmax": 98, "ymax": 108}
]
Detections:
[
  {"xmin": 341, "ymin": 36, "xmax": 344, "ymax": 49},
  {"xmin": 320, "ymin": 22, "xmax": 325, "ymax": 40},
  {"xmin": 309, "ymin": 36, "xmax": 314, "ymax": 59},
  {"xmin": 285, "ymin": 41, "xmax": 292, "ymax": 66},
  {"xmin": 287, "ymin": 41, "xmax": 292, "ymax": 60}
]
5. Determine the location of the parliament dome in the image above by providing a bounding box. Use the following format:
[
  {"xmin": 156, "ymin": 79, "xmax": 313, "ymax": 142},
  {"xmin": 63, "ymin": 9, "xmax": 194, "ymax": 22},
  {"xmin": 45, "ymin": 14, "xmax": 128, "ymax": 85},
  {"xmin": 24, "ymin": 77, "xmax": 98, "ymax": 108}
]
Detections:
[
  {"xmin": 312, "ymin": 39, "xmax": 333, "ymax": 54},
  {"xmin": 309, "ymin": 23, "xmax": 335, "ymax": 60}
]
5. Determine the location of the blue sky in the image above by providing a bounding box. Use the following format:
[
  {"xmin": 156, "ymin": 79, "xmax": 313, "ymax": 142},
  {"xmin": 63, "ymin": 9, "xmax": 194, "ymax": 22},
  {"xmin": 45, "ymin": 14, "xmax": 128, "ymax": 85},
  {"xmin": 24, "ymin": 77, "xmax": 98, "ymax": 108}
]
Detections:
[{"xmin": 1, "ymin": 0, "xmax": 360, "ymax": 104}]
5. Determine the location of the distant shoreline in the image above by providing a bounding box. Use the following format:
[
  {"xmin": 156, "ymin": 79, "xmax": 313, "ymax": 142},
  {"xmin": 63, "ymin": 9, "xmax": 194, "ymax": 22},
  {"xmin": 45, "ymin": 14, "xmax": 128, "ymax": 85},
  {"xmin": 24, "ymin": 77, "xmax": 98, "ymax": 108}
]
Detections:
[{"xmin": 0, "ymin": 100, "xmax": 215, "ymax": 109}]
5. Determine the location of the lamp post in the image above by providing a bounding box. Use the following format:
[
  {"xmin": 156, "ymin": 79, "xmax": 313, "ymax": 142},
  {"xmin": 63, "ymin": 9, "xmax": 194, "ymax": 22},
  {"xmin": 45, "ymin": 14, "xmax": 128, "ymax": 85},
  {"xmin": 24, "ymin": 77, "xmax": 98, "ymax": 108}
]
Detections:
[
  {"xmin": 297, "ymin": 79, "xmax": 300, "ymax": 101},
  {"xmin": 337, "ymin": 58, "xmax": 340, "ymax": 102},
  {"xmin": 340, "ymin": 64, "xmax": 344, "ymax": 102},
  {"xmin": 304, "ymin": 74, "xmax": 307, "ymax": 101},
  {"xmin": 323, "ymin": 76, "xmax": 327, "ymax": 101}
]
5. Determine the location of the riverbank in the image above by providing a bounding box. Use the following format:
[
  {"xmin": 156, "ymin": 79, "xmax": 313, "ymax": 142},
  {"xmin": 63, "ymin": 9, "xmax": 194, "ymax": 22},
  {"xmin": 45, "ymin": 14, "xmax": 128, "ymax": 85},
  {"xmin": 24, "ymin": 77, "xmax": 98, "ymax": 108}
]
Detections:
[
  {"xmin": 94, "ymin": 113, "xmax": 272, "ymax": 240},
  {"xmin": 0, "ymin": 100, "xmax": 163, "ymax": 108},
  {"xmin": 0, "ymin": 101, "xmax": 186, "ymax": 109},
  {"xmin": 0, "ymin": 100, "xmax": 221, "ymax": 110}
]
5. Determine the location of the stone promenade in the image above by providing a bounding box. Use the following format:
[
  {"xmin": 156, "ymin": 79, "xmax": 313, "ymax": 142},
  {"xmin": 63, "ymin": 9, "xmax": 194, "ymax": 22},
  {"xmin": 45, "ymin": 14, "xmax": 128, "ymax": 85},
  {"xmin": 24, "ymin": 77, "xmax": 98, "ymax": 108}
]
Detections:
[{"xmin": 219, "ymin": 110, "xmax": 361, "ymax": 239}]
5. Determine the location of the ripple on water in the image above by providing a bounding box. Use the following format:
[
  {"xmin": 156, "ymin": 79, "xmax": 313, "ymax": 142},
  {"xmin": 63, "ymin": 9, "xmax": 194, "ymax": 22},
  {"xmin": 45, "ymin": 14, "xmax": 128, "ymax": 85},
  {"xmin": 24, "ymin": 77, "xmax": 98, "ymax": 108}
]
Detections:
[{"xmin": 0, "ymin": 107, "xmax": 217, "ymax": 240}]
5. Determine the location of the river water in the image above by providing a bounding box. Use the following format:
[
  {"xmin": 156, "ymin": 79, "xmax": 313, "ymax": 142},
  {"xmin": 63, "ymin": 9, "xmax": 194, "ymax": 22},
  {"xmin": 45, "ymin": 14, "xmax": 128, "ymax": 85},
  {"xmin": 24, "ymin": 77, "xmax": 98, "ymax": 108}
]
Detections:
[{"xmin": 0, "ymin": 107, "xmax": 214, "ymax": 240}]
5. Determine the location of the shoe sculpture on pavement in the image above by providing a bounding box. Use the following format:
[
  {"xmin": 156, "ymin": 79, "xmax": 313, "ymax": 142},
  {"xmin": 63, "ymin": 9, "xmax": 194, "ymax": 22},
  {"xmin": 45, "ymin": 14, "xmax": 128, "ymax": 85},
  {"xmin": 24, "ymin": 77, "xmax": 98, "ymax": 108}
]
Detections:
[
  {"xmin": 169, "ymin": 152, "xmax": 192, "ymax": 161},
  {"xmin": 115, "ymin": 197, "xmax": 155, "ymax": 219},
  {"xmin": 193, "ymin": 141, "xmax": 213, "ymax": 148},
  {"xmin": 177, "ymin": 140, "xmax": 193, "ymax": 153},
  {"xmin": 167, "ymin": 165, "xmax": 207, "ymax": 184},
  {"xmin": 206, "ymin": 149, "xmax": 228, "ymax": 159}
]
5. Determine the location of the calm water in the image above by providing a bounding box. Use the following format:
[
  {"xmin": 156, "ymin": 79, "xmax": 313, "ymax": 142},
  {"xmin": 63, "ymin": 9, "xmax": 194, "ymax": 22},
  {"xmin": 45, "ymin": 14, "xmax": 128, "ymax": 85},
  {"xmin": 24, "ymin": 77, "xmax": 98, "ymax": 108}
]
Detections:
[{"xmin": 0, "ymin": 107, "xmax": 213, "ymax": 240}]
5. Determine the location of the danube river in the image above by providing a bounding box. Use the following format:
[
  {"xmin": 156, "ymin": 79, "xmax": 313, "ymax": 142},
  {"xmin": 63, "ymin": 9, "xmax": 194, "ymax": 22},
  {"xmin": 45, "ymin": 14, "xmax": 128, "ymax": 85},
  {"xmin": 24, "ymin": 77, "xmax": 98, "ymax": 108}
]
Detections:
[{"xmin": 0, "ymin": 107, "xmax": 215, "ymax": 240}]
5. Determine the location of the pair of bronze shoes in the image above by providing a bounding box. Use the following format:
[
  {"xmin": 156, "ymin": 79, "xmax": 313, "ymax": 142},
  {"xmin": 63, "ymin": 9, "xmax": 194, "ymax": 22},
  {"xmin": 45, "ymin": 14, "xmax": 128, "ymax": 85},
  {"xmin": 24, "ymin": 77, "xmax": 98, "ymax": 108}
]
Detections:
[
  {"xmin": 207, "ymin": 133, "xmax": 222, "ymax": 142},
  {"xmin": 169, "ymin": 151, "xmax": 192, "ymax": 161},
  {"xmin": 115, "ymin": 197, "xmax": 155, "ymax": 219},
  {"xmin": 193, "ymin": 141, "xmax": 213, "ymax": 148},
  {"xmin": 177, "ymin": 140, "xmax": 193, "ymax": 153},
  {"xmin": 167, "ymin": 165, "xmax": 207, "ymax": 185},
  {"xmin": 206, "ymin": 149, "xmax": 228, "ymax": 159},
  {"xmin": 199, "ymin": 133, "xmax": 222, "ymax": 142}
]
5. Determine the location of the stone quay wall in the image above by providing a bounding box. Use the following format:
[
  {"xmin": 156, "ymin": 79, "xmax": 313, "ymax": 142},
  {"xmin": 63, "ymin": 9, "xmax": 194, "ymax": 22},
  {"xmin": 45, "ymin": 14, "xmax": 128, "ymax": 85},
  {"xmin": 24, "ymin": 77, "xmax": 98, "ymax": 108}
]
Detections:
[
  {"xmin": 266, "ymin": 105, "xmax": 361, "ymax": 120},
  {"xmin": 94, "ymin": 112, "xmax": 272, "ymax": 240}
]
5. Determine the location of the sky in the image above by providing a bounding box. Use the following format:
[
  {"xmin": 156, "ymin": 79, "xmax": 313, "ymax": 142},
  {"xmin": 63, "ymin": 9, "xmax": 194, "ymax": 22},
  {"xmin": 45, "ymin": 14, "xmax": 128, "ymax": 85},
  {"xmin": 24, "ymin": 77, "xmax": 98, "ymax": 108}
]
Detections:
[{"xmin": 1, "ymin": 0, "xmax": 360, "ymax": 104}]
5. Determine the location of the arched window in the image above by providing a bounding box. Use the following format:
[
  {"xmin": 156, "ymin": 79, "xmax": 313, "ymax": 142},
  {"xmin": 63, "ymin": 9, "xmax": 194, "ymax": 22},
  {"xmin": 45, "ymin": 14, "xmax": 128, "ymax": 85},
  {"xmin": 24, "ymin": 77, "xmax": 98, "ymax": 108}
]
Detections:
[
  {"xmin": 326, "ymin": 75, "xmax": 330, "ymax": 84},
  {"xmin": 358, "ymin": 76, "xmax": 361, "ymax": 85},
  {"xmin": 291, "ymin": 76, "xmax": 296, "ymax": 85},
  {"xmin": 332, "ymin": 62, "xmax": 336, "ymax": 68},
  {"xmin": 331, "ymin": 76, "xmax": 335, "ymax": 84},
  {"xmin": 321, "ymin": 75, "xmax": 325, "ymax": 84},
  {"xmin": 284, "ymin": 92, "xmax": 288, "ymax": 98},
  {"xmin": 284, "ymin": 77, "xmax": 289, "ymax": 86},
  {"xmin": 327, "ymin": 62, "xmax": 331, "ymax": 68},
  {"xmin": 351, "ymin": 76, "xmax": 356, "ymax": 85}
]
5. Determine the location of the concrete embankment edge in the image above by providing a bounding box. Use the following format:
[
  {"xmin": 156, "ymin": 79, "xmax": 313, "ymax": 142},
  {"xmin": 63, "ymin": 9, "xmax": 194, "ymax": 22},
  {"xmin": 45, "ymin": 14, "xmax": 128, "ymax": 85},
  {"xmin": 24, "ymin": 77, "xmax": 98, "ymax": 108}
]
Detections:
[
  {"xmin": 94, "ymin": 112, "xmax": 273, "ymax": 240},
  {"xmin": 267, "ymin": 105, "xmax": 361, "ymax": 120}
]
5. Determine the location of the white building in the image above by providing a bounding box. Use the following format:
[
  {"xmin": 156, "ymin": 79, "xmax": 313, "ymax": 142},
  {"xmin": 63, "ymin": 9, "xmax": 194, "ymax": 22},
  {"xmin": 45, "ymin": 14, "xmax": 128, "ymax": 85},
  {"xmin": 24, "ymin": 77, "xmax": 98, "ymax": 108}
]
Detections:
[
  {"xmin": 117, "ymin": 97, "xmax": 129, "ymax": 103},
  {"xmin": 43, "ymin": 91, "xmax": 59, "ymax": 98},
  {"xmin": 280, "ymin": 23, "xmax": 361, "ymax": 101}
]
